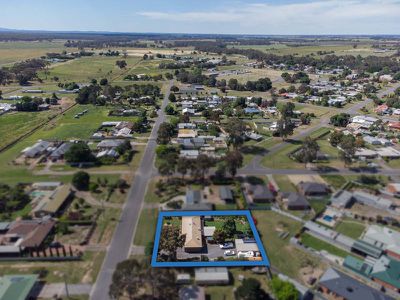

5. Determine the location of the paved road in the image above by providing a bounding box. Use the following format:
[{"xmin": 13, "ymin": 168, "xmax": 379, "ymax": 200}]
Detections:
[{"xmin": 90, "ymin": 80, "xmax": 173, "ymax": 300}]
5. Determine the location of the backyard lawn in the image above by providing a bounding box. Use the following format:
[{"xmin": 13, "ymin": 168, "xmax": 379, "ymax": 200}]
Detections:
[{"xmin": 335, "ymin": 219, "xmax": 366, "ymax": 239}]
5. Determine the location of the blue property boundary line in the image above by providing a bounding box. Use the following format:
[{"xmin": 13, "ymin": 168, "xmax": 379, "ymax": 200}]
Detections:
[{"xmin": 151, "ymin": 210, "xmax": 270, "ymax": 268}]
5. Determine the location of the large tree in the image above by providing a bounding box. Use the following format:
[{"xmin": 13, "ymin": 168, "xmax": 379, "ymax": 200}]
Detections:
[
  {"xmin": 295, "ymin": 137, "xmax": 320, "ymax": 166},
  {"xmin": 109, "ymin": 259, "xmax": 178, "ymax": 300},
  {"xmin": 65, "ymin": 142, "xmax": 95, "ymax": 163},
  {"xmin": 157, "ymin": 122, "xmax": 176, "ymax": 144},
  {"xmin": 224, "ymin": 150, "xmax": 243, "ymax": 177},
  {"xmin": 270, "ymin": 276, "xmax": 298, "ymax": 300},
  {"xmin": 236, "ymin": 278, "xmax": 270, "ymax": 300},
  {"xmin": 72, "ymin": 171, "xmax": 90, "ymax": 191},
  {"xmin": 225, "ymin": 118, "xmax": 246, "ymax": 149},
  {"xmin": 276, "ymin": 117, "xmax": 294, "ymax": 141},
  {"xmin": 339, "ymin": 135, "xmax": 356, "ymax": 167},
  {"xmin": 222, "ymin": 217, "xmax": 237, "ymax": 238}
]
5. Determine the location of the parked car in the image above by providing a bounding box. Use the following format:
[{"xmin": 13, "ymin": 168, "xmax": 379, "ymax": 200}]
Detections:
[
  {"xmin": 224, "ymin": 250, "xmax": 236, "ymax": 256},
  {"xmin": 237, "ymin": 251, "xmax": 255, "ymax": 258},
  {"xmin": 219, "ymin": 242, "xmax": 234, "ymax": 249}
]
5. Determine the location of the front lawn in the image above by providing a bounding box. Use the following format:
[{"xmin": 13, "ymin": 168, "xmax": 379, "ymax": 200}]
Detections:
[{"xmin": 301, "ymin": 233, "xmax": 349, "ymax": 258}]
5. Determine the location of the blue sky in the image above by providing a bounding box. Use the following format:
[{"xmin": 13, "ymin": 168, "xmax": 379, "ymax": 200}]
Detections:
[{"xmin": 0, "ymin": 0, "xmax": 399, "ymax": 34}]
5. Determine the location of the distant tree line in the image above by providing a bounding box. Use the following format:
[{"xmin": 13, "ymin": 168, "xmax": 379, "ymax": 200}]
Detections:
[{"xmin": 190, "ymin": 42, "xmax": 400, "ymax": 73}]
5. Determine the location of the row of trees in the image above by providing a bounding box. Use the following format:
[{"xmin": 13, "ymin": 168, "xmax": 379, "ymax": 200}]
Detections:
[
  {"xmin": 0, "ymin": 58, "xmax": 48, "ymax": 85},
  {"xmin": 281, "ymin": 71, "xmax": 310, "ymax": 84}
]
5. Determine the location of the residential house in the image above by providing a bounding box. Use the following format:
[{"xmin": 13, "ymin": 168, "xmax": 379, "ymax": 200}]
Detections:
[
  {"xmin": 362, "ymin": 225, "xmax": 400, "ymax": 260},
  {"xmin": 97, "ymin": 139, "xmax": 124, "ymax": 150},
  {"xmin": 21, "ymin": 140, "xmax": 52, "ymax": 158},
  {"xmin": 387, "ymin": 183, "xmax": 400, "ymax": 197},
  {"xmin": 179, "ymin": 286, "xmax": 206, "ymax": 300},
  {"xmin": 351, "ymin": 116, "xmax": 378, "ymax": 129},
  {"xmin": 49, "ymin": 142, "xmax": 72, "ymax": 161},
  {"xmin": 182, "ymin": 216, "xmax": 204, "ymax": 253},
  {"xmin": 370, "ymin": 255, "xmax": 400, "ymax": 292},
  {"xmin": 219, "ymin": 186, "xmax": 234, "ymax": 202},
  {"xmin": 283, "ymin": 192, "xmax": 311, "ymax": 210},
  {"xmin": 0, "ymin": 218, "xmax": 56, "ymax": 254},
  {"xmin": 298, "ymin": 182, "xmax": 330, "ymax": 197},
  {"xmin": 0, "ymin": 274, "xmax": 38, "ymax": 300},
  {"xmin": 243, "ymin": 184, "xmax": 275, "ymax": 204},
  {"xmin": 31, "ymin": 184, "xmax": 73, "ymax": 218},
  {"xmin": 318, "ymin": 268, "xmax": 394, "ymax": 300}
]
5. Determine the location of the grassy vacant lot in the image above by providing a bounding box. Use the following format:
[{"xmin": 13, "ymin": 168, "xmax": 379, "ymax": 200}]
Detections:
[
  {"xmin": 0, "ymin": 111, "xmax": 57, "ymax": 150},
  {"xmin": 261, "ymin": 127, "xmax": 336, "ymax": 169},
  {"xmin": 0, "ymin": 41, "xmax": 73, "ymax": 65},
  {"xmin": 134, "ymin": 208, "xmax": 159, "ymax": 246},
  {"xmin": 29, "ymin": 104, "xmax": 138, "ymax": 140},
  {"xmin": 261, "ymin": 141, "xmax": 302, "ymax": 169},
  {"xmin": 252, "ymin": 211, "xmax": 322, "ymax": 280},
  {"xmin": 0, "ymin": 251, "xmax": 105, "ymax": 284},
  {"xmin": 321, "ymin": 175, "xmax": 347, "ymax": 189},
  {"xmin": 335, "ymin": 219, "xmax": 366, "ymax": 239},
  {"xmin": 39, "ymin": 56, "xmax": 142, "ymax": 82},
  {"xmin": 301, "ymin": 233, "xmax": 349, "ymax": 258},
  {"xmin": 273, "ymin": 175, "xmax": 297, "ymax": 192}
]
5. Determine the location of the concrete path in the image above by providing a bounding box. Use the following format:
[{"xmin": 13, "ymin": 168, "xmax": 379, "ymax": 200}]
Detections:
[{"xmin": 38, "ymin": 283, "xmax": 92, "ymax": 298}]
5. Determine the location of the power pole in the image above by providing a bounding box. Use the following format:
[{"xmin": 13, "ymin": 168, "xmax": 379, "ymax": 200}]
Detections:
[{"xmin": 63, "ymin": 273, "xmax": 70, "ymax": 299}]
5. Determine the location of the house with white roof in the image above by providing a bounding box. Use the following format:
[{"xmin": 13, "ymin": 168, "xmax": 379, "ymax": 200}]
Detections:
[{"xmin": 362, "ymin": 225, "xmax": 400, "ymax": 260}]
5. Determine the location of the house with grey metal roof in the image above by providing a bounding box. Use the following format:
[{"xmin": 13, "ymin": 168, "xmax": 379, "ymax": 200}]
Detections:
[
  {"xmin": 243, "ymin": 184, "xmax": 274, "ymax": 204},
  {"xmin": 49, "ymin": 142, "xmax": 72, "ymax": 161},
  {"xmin": 219, "ymin": 186, "xmax": 233, "ymax": 202},
  {"xmin": 318, "ymin": 268, "xmax": 394, "ymax": 300},
  {"xmin": 283, "ymin": 192, "xmax": 310, "ymax": 210},
  {"xmin": 298, "ymin": 182, "xmax": 330, "ymax": 197}
]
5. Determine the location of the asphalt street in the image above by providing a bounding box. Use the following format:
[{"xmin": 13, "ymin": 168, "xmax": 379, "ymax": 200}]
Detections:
[{"xmin": 90, "ymin": 80, "xmax": 173, "ymax": 300}]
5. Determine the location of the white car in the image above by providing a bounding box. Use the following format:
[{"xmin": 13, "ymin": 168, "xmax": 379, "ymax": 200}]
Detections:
[
  {"xmin": 219, "ymin": 242, "xmax": 234, "ymax": 249},
  {"xmin": 237, "ymin": 251, "xmax": 255, "ymax": 258},
  {"xmin": 224, "ymin": 250, "xmax": 236, "ymax": 256}
]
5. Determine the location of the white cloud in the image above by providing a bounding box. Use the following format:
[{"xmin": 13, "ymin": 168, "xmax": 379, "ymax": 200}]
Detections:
[{"xmin": 137, "ymin": 0, "xmax": 400, "ymax": 34}]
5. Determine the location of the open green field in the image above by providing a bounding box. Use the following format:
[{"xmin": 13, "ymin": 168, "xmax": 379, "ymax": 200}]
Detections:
[
  {"xmin": 0, "ymin": 110, "xmax": 57, "ymax": 150},
  {"xmin": 33, "ymin": 104, "xmax": 137, "ymax": 140},
  {"xmin": 253, "ymin": 211, "xmax": 323, "ymax": 280},
  {"xmin": 38, "ymin": 56, "xmax": 142, "ymax": 82},
  {"xmin": 0, "ymin": 40, "xmax": 74, "ymax": 65}
]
